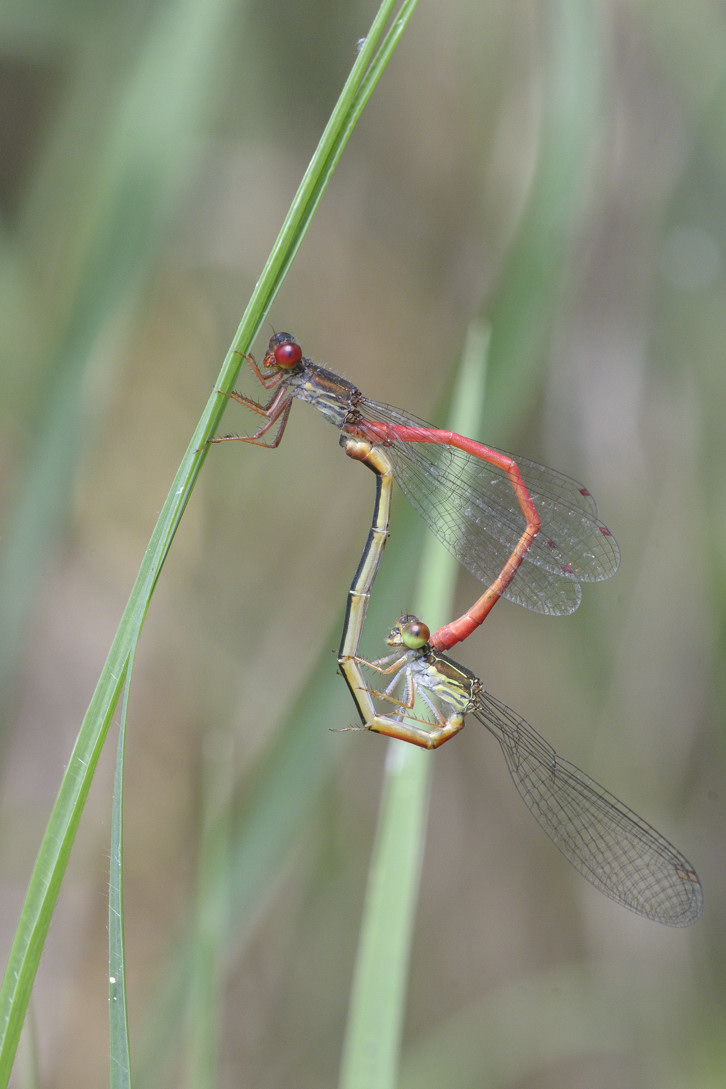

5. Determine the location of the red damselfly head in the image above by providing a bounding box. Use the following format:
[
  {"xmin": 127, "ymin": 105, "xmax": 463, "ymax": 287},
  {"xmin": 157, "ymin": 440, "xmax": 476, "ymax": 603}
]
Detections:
[{"xmin": 264, "ymin": 332, "xmax": 303, "ymax": 371}]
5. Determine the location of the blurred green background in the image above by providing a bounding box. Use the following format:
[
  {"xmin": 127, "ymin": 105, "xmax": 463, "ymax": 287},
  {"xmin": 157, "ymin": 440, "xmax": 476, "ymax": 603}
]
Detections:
[{"xmin": 0, "ymin": 1, "xmax": 723, "ymax": 1086}]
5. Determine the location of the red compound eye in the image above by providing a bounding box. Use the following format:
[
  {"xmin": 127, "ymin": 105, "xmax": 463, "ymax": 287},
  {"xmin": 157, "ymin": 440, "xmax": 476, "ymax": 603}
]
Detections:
[{"xmin": 270, "ymin": 333, "xmax": 302, "ymax": 369}]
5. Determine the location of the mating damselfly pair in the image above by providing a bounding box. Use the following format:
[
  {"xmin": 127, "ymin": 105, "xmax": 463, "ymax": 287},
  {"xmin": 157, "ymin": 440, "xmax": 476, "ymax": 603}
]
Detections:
[{"xmin": 212, "ymin": 332, "xmax": 702, "ymax": 926}]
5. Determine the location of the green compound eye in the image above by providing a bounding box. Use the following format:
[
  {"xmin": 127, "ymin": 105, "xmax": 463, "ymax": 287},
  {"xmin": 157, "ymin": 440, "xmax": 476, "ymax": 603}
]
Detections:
[{"xmin": 399, "ymin": 616, "xmax": 430, "ymax": 650}]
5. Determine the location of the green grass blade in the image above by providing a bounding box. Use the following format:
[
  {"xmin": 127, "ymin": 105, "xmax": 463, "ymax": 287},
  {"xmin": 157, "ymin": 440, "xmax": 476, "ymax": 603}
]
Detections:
[
  {"xmin": 338, "ymin": 323, "xmax": 490, "ymax": 1089},
  {"xmin": 182, "ymin": 734, "xmax": 235, "ymax": 1089},
  {"xmin": 109, "ymin": 651, "xmax": 137, "ymax": 1089}
]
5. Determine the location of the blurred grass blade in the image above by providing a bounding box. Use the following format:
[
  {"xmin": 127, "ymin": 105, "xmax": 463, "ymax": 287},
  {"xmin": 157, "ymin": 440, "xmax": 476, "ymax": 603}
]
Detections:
[
  {"xmin": 0, "ymin": 0, "xmax": 243, "ymax": 731},
  {"xmin": 338, "ymin": 323, "xmax": 490, "ymax": 1089},
  {"xmin": 0, "ymin": 2, "xmax": 421, "ymax": 1082},
  {"xmin": 482, "ymin": 0, "xmax": 602, "ymax": 435}
]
